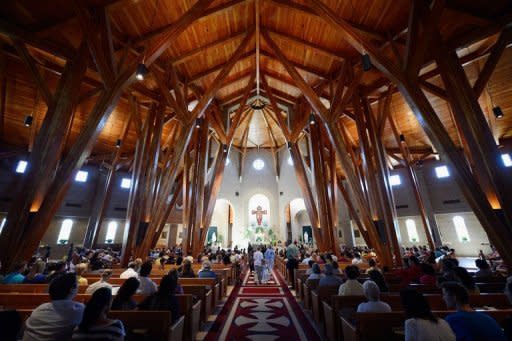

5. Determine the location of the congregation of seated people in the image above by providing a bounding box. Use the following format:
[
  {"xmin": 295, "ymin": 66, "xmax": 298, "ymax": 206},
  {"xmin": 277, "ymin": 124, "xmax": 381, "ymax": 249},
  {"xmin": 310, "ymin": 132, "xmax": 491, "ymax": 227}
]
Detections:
[
  {"xmin": 0, "ymin": 243, "xmax": 239, "ymax": 340},
  {"xmin": 279, "ymin": 240, "xmax": 511, "ymax": 340}
]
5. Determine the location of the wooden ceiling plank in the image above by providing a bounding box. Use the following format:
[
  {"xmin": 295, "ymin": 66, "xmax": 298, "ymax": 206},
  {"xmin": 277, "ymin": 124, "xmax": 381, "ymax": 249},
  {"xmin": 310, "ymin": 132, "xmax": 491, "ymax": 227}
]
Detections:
[
  {"xmin": 188, "ymin": 50, "xmax": 254, "ymax": 83},
  {"xmin": 172, "ymin": 30, "xmax": 247, "ymax": 65},
  {"xmin": 267, "ymin": 0, "xmax": 386, "ymax": 42},
  {"xmin": 267, "ymin": 27, "xmax": 346, "ymax": 62},
  {"xmin": 130, "ymin": 0, "xmax": 247, "ymax": 48}
]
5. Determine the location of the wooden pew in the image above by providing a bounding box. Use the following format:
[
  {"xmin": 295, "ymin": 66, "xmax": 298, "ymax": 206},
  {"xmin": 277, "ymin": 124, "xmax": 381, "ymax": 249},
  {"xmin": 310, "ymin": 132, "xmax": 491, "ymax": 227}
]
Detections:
[
  {"xmin": 182, "ymin": 285, "xmax": 211, "ymax": 323},
  {"xmin": 0, "ymin": 293, "xmax": 198, "ymax": 341},
  {"xmin": 179, "ymin": 278, "xmax": 219, "ymax": 311},
  {"xmin": 132, "ymin": 294, "xmax": 200, "ymax": 341},
  {"xmin": 0, "ymin": 284, "xmax": 87, "ymax": 294},
  {"xmin": 341, "ymin": 309, "xmax": 512, "ymax": 341},
  {"xmin": 108, "ymin": 311, "xmax": 184, "ymax": 341},
  {"xmin": 323, "ymin": 293, "xmax": 509, "ymax": 341},
  {"xmin": 311, "ymin": 285, "xmax": 340, "ymax": 329},
  {"xmin": 302, "ymin": 279, "xmax": 320, "ymax": 310}
]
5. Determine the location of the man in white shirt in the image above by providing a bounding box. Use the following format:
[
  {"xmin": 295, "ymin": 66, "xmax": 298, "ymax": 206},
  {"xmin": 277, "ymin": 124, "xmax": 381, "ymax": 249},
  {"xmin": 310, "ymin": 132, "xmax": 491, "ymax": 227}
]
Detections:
[
  {"xmin": 301, "ymin": 253, "xmax": 312, "ymax": 264},
  {"xmin": 253, "ymin": 247, "xmax": 264, "ymax": 285},
  {"xmin": 23, "ymin": 273, "xmax": 84, "ymax": 341},
  {"xmin": 137, "ymin": 261, "xmax": 158, "ymax": 295},
  {"xmin": 338, "ymin": 265, "xmax": 364, "ymax": 296},
  {"xmin": 120, "ymin": 262, "xmax": 139, "ymax": 279},
  {"xmin": 85, "ymin": 269, "xmax": 113, "ymax": 295}
]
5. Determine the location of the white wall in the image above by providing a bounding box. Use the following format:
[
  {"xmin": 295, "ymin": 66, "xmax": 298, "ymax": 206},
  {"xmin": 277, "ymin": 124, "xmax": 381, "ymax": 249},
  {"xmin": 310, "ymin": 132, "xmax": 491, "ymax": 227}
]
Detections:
[
  {"xmin": 210, "ymin": 199, "xmax": 231, "ymax": 247},
  {"xmin": 435, "ymin": 212, "xmax": 492, "ymax": 256}
]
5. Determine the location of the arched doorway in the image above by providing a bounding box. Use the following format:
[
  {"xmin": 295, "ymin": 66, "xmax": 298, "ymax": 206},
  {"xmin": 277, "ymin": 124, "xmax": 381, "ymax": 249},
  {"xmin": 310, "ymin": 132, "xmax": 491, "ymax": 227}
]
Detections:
[
  {"xmin": 209, "ymin": 199, "xmax": 234, "ymax": 248},
  {"xmin": 286, "ymin": 198, "xmax": 312, "ymax": 245}
]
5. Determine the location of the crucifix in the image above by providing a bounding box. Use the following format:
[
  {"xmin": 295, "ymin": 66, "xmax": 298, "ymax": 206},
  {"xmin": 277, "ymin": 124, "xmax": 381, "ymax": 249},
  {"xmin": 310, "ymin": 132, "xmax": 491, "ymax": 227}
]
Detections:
[{"xmin": 251, "ymin": 205, "xmax": 267, "ymax": 226}]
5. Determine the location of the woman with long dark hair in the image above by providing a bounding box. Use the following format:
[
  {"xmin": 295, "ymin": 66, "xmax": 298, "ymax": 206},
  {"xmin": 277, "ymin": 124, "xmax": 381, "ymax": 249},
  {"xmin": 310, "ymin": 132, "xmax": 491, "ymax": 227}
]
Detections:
[
  {"xmin": 138, "ymin": 274, "xmax": 181, "ymax": 323},
  {"xmin": 72, "ymin": 287, "xmax": 125, "ymax": 340},
  {"xmin": 111, "ymin": 277, "xmax": 139, "ymax": 310},
  {"xmin": 400, "ymin": 289, "xmax": 455, "ymax": 341}
]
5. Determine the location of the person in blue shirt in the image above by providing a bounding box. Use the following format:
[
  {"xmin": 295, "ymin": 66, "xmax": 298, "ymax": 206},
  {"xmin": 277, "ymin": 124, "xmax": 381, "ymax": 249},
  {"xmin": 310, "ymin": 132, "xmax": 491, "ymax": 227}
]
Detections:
[
  {"xmin": 3, "ymin": 261, "xmax": 27, "ymax": 284},
  {"xmin": 442, "ymin": 281, "xmax": 506, "ymax": 341},
  {"xmin": 198, "ymin": 261, "xmax": 217, "ymax": 280},
  {"xmin": 264, "ymin": 246, "xmax": 275, "ymax": 272}
]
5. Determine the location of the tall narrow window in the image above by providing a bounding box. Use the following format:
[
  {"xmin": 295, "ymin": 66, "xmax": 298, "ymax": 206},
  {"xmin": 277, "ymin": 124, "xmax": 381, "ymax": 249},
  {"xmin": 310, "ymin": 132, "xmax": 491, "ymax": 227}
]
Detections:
[
  {"xmin": 121, "ymin": 178, "xmax": 132, "ymax": 189},
  {"xmin": 502, "ymin": 153, "xmax": 512, "ymax": 167},
  {"xmin": 16, "ymin": 160, "xmax": 28, "ymax": 174},
  {"xmin": 389, "ymin": 174, "xmax": 401, "ymax": 186},
  {"xmin": 453, "ymin": 216, "xmax": 470, "ymax": 242},
  {"xmin": 406, "ymin": 219, "xmax": 419, "ymax": 243},
  {"xmin": 105, "ymin": 221, "xmax": 118, "ymax": 243},
  {"xmin": 75, "ymin": 170, "xmax": 88, "ymax": 182},
  {"xmin": 0, "ymin": 218, "xmax": 6, "ymax": 235},
  {"xmin": 435, "ymin": 165, "xmax": 450, "ymax": 178},
  {"xmin": 57, "ymin": 219, "xmax": 73, "ymax": 244}
]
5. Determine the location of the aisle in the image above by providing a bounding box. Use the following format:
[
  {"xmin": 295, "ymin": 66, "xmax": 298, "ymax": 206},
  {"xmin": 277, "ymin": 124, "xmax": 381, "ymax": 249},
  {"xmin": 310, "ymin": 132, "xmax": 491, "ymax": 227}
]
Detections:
[{"xmin": 204, "ymin": 267, "xmax": 322, "ymax": 340}]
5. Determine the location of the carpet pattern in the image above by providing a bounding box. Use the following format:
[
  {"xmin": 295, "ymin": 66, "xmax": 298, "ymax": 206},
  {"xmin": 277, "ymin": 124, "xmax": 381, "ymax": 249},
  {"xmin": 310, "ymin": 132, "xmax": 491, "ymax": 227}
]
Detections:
[{"xmin": 204, "ymin": 268, "xmax": 321, "ymax": 341}]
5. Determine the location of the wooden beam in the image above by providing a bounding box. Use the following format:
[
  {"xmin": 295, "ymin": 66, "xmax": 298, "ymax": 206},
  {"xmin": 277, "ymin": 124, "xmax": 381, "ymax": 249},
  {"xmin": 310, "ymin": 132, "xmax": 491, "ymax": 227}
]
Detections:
[
  {"xmin": 419, "ymin": 79, "xmax": 448, "ymax": 100},
  {"xmin": 267, "ymin": 0, "xmax": 386, "ymax": 42},
  {"xmin": 289, "ymin": 143, "xmax": 320, "ymax": 235},
  {"xmin": 473, "ymin": 28, "xmax": 512, "ymax": 98},
  {"xmin": 130, "ymin": 0, "xmax": 248, "ymax": 48},
  {"xmin": 188, "ymin": 29, "xmax": 255, "ymax": 124},
  {"xmin": 227, "ymin": 72, "xmax": 256, "ymax": 142},
  {"xmin": 0, "ymin": 49, "xmax": 5, "ymax": 137},
  {"xmin": 0, "ymin": 41, "xmax": 90, "ymax": 270},
  {"xmin": 11, "ymin": 38, "xmax": 53, "ymax": 105},
  {"xmin": 267, "ymin": 27, "xmax": 347, "ymax": 62},
  {"xmin": 199, "ymin": 145, "xmax": 228, "ymax": 250},
  {"xmin": 187, "ymin": 51, "xmax": 254, "ymax": 83},
  {"xmin": 171, "ymin": 30, "xmax": 247, "ymax": 65},
  {"xmin": 261, "ymin": 74, "xmax": 291, "ymax": 140}
]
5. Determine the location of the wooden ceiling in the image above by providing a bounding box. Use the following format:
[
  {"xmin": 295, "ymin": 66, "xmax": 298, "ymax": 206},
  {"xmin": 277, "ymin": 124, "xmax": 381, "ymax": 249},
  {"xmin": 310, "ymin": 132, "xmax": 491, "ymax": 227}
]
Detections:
[{"xmin": 0, "ymin": 0, "xmax": 511, "ymax": 164}]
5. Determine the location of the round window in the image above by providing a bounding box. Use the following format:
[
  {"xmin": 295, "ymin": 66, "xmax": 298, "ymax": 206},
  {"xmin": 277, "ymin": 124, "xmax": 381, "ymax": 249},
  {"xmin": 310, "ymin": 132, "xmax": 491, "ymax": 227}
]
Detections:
[{"xmin": 252, "ymin": 158, "xmax": 265, "ymax": 170}]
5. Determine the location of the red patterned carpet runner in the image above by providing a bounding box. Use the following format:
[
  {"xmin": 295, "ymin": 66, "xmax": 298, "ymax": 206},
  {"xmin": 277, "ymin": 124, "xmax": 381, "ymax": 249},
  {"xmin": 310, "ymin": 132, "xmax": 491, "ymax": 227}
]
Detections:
[{"xmin": 204, "ymin": 268, "xmax": 321, "ymax": 340}]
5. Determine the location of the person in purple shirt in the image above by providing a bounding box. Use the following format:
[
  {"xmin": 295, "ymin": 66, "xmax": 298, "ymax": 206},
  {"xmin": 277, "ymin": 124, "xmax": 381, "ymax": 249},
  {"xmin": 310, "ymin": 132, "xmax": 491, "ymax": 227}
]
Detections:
[{"xmin": 442, "ymin": 281, "xmax": 506, "ymax": 341}]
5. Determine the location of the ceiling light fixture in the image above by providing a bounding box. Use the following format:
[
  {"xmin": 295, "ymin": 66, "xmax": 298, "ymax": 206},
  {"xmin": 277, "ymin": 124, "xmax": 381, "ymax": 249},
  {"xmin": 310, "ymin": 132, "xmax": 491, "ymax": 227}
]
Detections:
[
  {"xmin": 493, "ymin": 106, "xmax": 504, "ymax": 119},
  {"xmin": 116, "ymin": 139, "xmax": 122, "ymax": 148},
  {"xmin": 309, "ymin": 113, "xmax": 315, "ymax": 125},
  {"xmin": 136, "ymin": 62, "xmax": 148, "ymax": 81},
  {"xmin": 251, "ymin": 102, "xmax": 266, "ymax": 110},
  {"xmin": 24, "ymin": 115, "xmax": 33, "ymax": 127},
  {"xmin": 362, "ymin": 53, "xmax": 372, "ymax": 72},
  {"xmin": 195, "ymin": 118, "xmax": 202, "ymax": 129}
]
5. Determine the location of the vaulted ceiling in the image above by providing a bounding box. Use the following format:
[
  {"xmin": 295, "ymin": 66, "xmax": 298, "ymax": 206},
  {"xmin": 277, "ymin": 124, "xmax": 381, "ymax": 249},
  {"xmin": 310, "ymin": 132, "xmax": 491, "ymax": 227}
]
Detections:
[{"xmin": 0, "ymin": 0, "xmax": 511, "ymax": 166}]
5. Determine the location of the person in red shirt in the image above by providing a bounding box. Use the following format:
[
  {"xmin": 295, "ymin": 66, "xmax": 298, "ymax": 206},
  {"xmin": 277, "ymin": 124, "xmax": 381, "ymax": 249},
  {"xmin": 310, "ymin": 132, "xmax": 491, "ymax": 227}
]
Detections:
[{"xmin": 419, "ymin": 263, "xmax": 437, "ymax": 286}]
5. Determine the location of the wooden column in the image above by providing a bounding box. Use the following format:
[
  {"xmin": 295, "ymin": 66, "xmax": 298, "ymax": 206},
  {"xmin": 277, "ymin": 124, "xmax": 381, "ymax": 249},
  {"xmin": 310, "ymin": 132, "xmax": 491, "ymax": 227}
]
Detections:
[
  {"xmin": 387, "ymin": 112, "xmax": 436, "ymax": 249},
  {"xmin": 0, "ymin": 41, "xmax": 89, "ymax": 269},
  {"xmin": 303, "ymin": 0, "xmax": 512, "ymax": 265}
]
